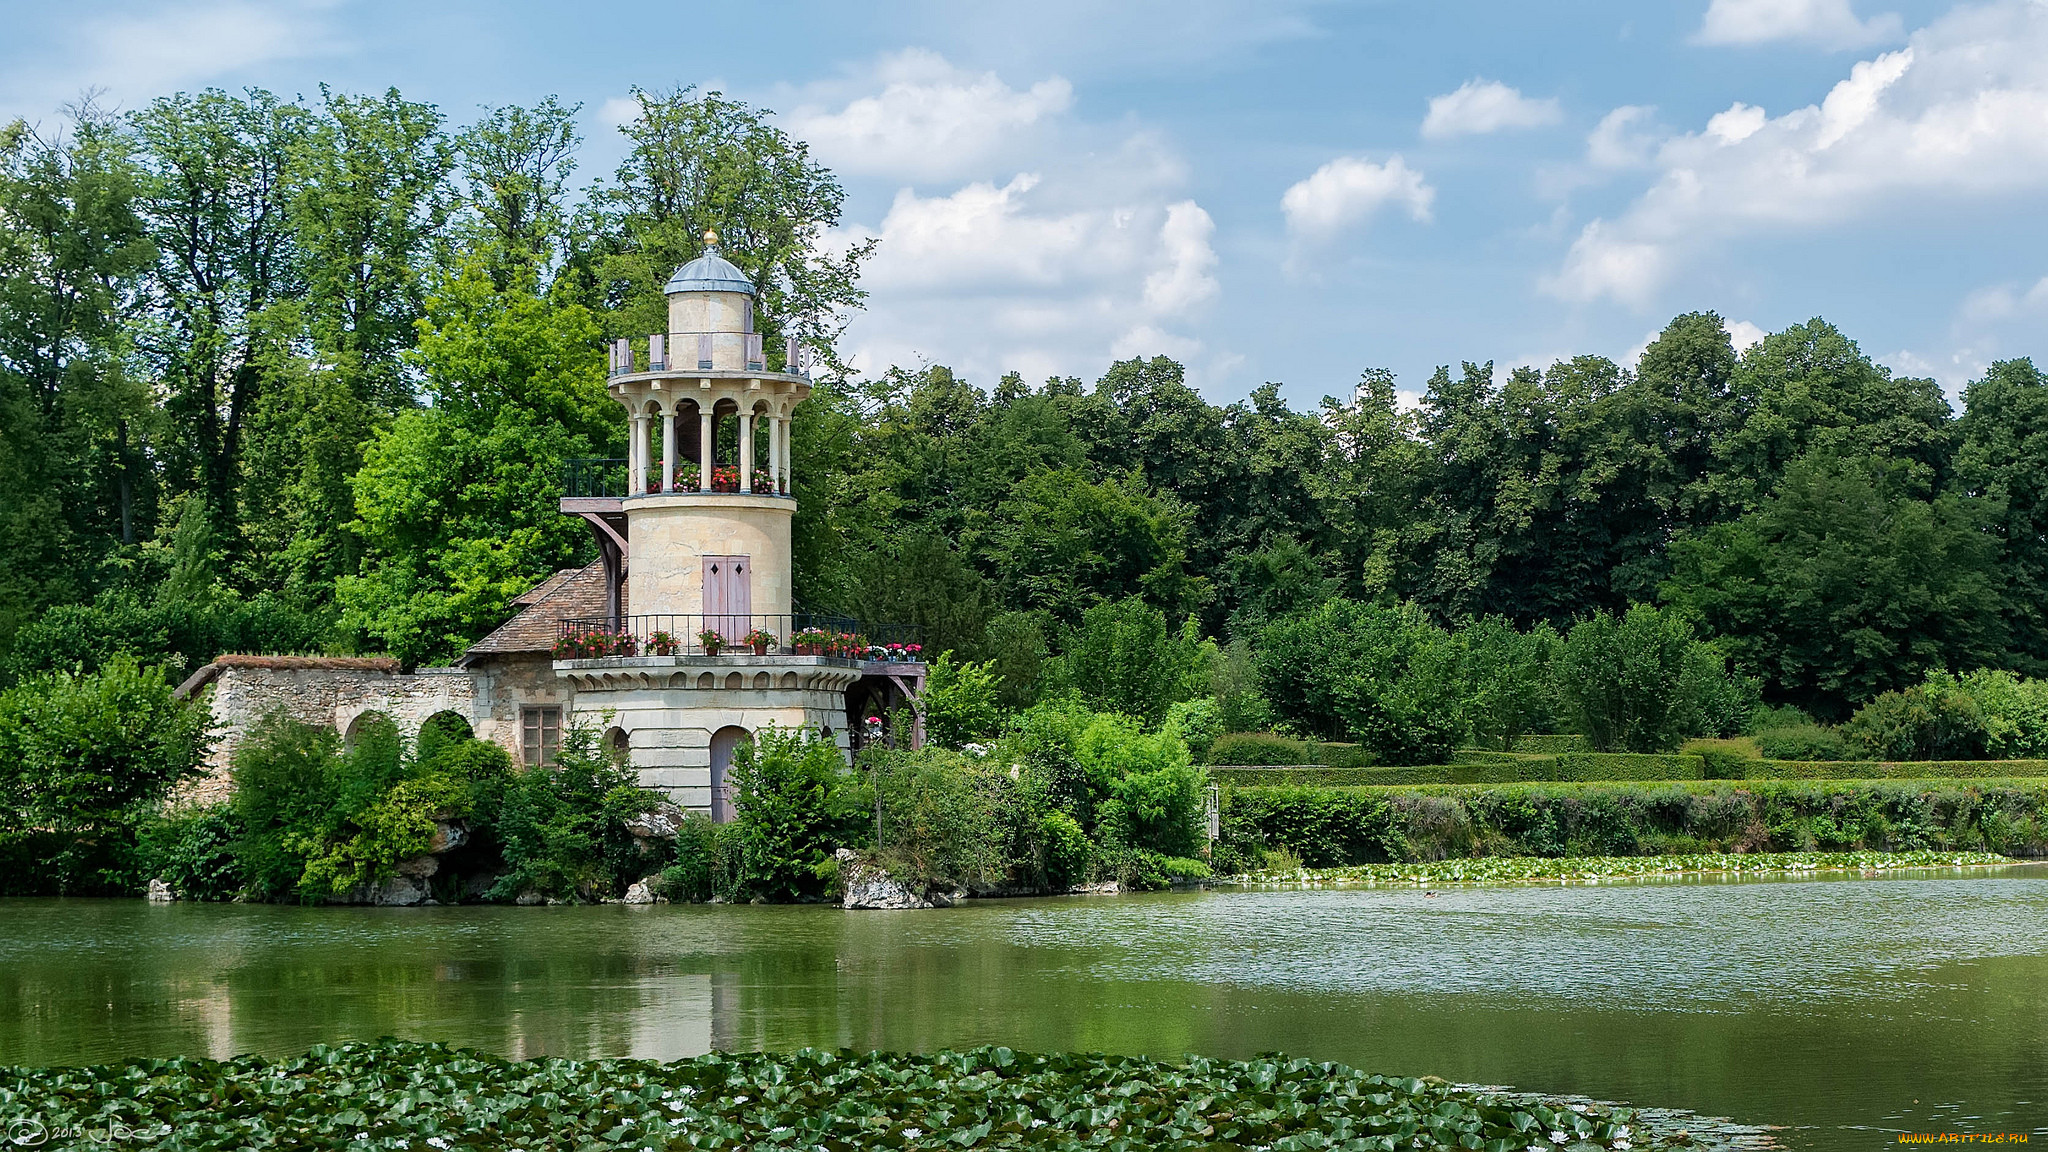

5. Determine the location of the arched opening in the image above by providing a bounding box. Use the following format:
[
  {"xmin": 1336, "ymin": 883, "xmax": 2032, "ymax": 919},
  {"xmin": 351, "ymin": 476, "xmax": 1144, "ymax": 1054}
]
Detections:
[
  {"xmin": 708, "ymin": 725, "xmax": 752, "ymax": 824},
  {"xmin": 343, "ymin": 709, "xmax": 393, "ymax": 751},
  {"xmin": 417, "ymin": 710, "xmax": 473, "ymax": 766},
  {"xmin": 606, "ymin": 726, "xmax": 631, "ymax": 764}
]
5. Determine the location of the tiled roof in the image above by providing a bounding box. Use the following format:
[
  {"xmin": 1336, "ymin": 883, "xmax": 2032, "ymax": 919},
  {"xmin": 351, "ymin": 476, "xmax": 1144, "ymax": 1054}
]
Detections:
[{"xmin": 462, "ymin": 562, "xmax": 620, "ymax": 662}]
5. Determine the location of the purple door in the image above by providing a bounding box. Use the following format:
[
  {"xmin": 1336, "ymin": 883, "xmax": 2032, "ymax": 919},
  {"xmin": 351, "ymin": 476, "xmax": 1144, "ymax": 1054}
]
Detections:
[{"xmin": 702, "ymin": 555, "xmax": 751, "ymax": 648}]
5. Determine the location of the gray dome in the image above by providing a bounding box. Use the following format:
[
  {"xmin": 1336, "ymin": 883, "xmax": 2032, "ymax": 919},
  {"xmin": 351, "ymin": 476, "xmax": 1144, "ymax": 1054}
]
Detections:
[{"xmin": 664, "ymin": 243, "xmax": 755, "ymax": 296}]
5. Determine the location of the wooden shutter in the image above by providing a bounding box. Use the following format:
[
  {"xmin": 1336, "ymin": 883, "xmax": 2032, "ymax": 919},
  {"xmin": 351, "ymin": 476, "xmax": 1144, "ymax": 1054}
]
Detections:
[{"xmin": 702, "ymin": 555, "xmax": 752, "ymax": 647}]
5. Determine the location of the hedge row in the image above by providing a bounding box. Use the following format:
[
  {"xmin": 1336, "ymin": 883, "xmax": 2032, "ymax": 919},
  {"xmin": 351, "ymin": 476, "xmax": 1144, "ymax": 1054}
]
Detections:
[
  {"xmin": 1510, "ymin": 734, "xmax": 1595, "ymax": 754},
  {"xmin": 1214, "ymin": 778, "xmax": 2048, "ymax": 871},
  {"xmin": 1743, "ymin": 759, "xmax": 2048, "ymax": 779},
  {"xmin": 1210, "ymin": 752, "xmax": 1707, "ymax": 788}
]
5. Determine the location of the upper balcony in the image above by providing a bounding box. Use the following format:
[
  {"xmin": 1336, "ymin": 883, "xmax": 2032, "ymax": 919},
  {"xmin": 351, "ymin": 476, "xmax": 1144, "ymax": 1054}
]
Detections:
[{"xmin": 607, "ymin": 332, "xmax": 812, "ymax": 380}]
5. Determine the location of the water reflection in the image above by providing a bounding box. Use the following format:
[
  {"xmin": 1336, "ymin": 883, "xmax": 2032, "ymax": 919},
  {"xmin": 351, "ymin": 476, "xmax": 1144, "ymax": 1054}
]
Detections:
[{"xmin": 2, "ymin": 866, "xmax": 2047, "ymax": 1152}]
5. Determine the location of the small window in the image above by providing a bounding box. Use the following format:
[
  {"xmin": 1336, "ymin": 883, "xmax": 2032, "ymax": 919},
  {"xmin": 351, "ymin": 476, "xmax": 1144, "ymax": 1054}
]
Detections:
[{"xmin": 522, "ymin": 706, "xmax": 562, "ymax": 767}]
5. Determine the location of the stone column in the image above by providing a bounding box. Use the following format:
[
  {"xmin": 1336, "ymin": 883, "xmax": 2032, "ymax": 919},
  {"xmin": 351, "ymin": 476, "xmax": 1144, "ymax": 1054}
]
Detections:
[
  {"xmin": 698, "ymin": 407, "xmax": 714, "ymax": 491},
  {"xmin": 630, "ymin": 414, "xmax": 647, "ymax": 495},
  {"xmin": 661, "ymin": 410, "xmax": 676, "ymax": 493},
  {"xmin": 768, "ymin": 415, "xmax": 782, "ymax": 495},
  {"xmin": 782, "ymin": 413, "xmax": 794, "ymax": 492},
  {"xmin": 739, "ymin": 411, "xmax": 754, "ymax": 494}
]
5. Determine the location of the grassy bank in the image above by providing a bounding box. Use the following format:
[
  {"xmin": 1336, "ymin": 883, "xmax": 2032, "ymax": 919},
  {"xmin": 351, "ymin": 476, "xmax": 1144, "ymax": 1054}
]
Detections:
[
  {"xmin": 1217, "ymin": 778, "xmax": 2048, "ymax": 870},
  {"xmin": 1226, "ymin": 849, "xmax": 2016, "ymax": 888},
  {"xmin": 0, "ymin": 1039, "xmax": 1671, "ymax": 1152}
]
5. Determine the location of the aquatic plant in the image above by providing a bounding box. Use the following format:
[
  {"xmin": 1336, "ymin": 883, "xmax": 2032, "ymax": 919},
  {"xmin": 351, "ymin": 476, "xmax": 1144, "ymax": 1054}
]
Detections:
[
  {"xmin": 0, "ymin": 1039, "xmax": 1667, "ymax": 1152},
  {"xmin": 1226, "ymin": 849, "xmax": 2013, "ymax": 888}
]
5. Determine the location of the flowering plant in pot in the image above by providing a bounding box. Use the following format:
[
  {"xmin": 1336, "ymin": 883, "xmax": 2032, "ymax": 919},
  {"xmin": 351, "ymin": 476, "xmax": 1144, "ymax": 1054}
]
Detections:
[
  {"xmin": 697, "ymin": 628, "xmax": 725, "ymax": 655},
  {"xmin": 607, "ymin": 632, "xmax": 639, "ymax": 657},
  {"xmin": 793, "ymin": 627, "xmax": 828, "ymax": 655},
  {"xmin": 742, "ymin": 627, "xmax": 778, "ymax": 655},
  {"xmin": 751, "ymin": 473, "xmax": 776, "ymax": 494},
  {"xmin": 648, "ymin": 630, "xmax": 678, "ymax": 656},
  {"xmin": 552, "ymin": 636, "xmax": 583, "ymax": 660},
  {"xmin": 711, "ymin": 465, "xmax": 740, "ymax": 493},
  {"xmin": 678, "ymin": 462, "xmax": 701, "ymax": 490}
]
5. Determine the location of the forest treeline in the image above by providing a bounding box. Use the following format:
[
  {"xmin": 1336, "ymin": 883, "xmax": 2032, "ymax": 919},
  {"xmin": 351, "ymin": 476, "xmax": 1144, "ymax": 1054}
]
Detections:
[{"xmin": 4, "ymin": 84, "xmax": 2046, "ymax": 721}]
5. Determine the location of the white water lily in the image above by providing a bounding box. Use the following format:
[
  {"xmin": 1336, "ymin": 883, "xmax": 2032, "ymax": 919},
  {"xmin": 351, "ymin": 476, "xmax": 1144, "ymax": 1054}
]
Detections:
[
  {"xmin": 732, "ymin": 1095, "xmax": 749, "ymax": 1104},
  {"xmin": 902, "ymin": 1127, "xmax": 922, "ymax": 1139},
  {"xmin": 1613, "ymin": 1141, "xmax": 1631, "ymax": 1149},
  {"xmin": 1551, "ymin": 1131, "xmax": 1569, "ymax": 1144},
  {"xmin": 1031, "ymin": 1119, "xmax": 1047, "ymax": 1128},
  {"xmin": 1615, "ymin": 1127, "xmax": 1630, "ymax": 1137}
]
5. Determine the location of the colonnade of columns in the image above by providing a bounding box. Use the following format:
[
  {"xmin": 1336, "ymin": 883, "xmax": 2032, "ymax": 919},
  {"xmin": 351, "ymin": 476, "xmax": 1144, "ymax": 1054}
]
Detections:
[{"xmin": 627, "ymin": 404, "xmax": 792, "ymax": 497}]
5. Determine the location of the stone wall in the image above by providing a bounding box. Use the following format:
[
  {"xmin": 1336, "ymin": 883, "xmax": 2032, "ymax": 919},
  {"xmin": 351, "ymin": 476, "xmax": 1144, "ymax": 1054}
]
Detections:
[{"xmin": 178, "ymin": 656, "xmax": 482, "ymax": 804}]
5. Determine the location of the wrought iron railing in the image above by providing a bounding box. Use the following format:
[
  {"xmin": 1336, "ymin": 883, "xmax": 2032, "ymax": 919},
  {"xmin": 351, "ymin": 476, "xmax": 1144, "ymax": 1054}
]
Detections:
[
  {"xmin": 605, "ymin": 332, "xmax": 811, "ymax": 377},
  {"xmin": 561, "ymin": 459, "xmax": 787, "ymax": 499},
  {"xmin": 555, "ymin": 613, "xmax": 924, "ymax": 662},
  {"xmin": 564, "ymin": 458, "xmax": 630, "ymax": 498}
]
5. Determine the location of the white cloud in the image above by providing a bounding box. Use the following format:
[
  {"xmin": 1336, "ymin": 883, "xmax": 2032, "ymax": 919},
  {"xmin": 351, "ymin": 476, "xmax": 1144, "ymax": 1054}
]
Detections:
[
  {"xmin": 1694, "ymin": 0, "xmax": 1906, "ymax": 49},
  {"xmin": 784, "ymin": 49, "xmax": 1074, "ymax": 184},
  {"xmin": 1548, "ymin": 1, "xmax": 2048, "ymax": 306},
  {"xmin": 1281, "ymin": 155, "xmax": 1434, "ymax": 235},
  {"xmin": 1420, "ymin": 79, "xmax": 1562, "ymax": 139},
  {"xmin": 1587, "ymin": 105, "xmax": 1661, "ymax": 167},
  {"xmin": 1727, "ymin": 319, "xmax": 1768, "ymax": 350},
  {"xmin": 1, "ymin": 0, "xmax": 339, "ymax": 120}
]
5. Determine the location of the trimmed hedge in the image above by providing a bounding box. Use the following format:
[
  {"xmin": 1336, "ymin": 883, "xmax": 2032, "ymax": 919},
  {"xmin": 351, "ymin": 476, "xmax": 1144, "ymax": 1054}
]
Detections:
[
  {"xmin": 1510, "ymin": 734, "xmax": 1593, "ymax": 754},
  {"xmin": 1215, "ymin": 777, "xmax": 2048, "ymax": 871},
  {"xmin": 1206, "ymin": 732, "xmax": 1308, "ymax": 766},
  {"xmin": 1210, "ymin": 752, "xmax": 1705, "ymax": 788},
  {"xmin": 1744, "ymin": 759, "xmax": 2048, "ymax": 780}
]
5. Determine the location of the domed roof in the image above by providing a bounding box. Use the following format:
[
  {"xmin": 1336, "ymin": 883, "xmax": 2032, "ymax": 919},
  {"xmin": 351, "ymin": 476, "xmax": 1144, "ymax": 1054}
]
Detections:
[{"xmin": 664, "ymin": 231, "xmax": 755, "ymax": 296}]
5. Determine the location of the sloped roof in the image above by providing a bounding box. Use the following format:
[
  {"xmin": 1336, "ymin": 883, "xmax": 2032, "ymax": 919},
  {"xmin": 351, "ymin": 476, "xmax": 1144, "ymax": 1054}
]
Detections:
[
  {"xmin": 664, "ymin": 245, "xmax": 755, "ymax": 295},
  {"xmin": 461, "ymin": 562, "xmax": 620, "ymax": 663}
]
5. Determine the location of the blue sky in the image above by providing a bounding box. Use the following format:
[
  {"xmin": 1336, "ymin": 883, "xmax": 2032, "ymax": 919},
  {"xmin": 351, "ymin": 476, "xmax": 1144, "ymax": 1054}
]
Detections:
[{"xmin": 3, "ymin": 0, "xmax": 2044, "ymax": 408}]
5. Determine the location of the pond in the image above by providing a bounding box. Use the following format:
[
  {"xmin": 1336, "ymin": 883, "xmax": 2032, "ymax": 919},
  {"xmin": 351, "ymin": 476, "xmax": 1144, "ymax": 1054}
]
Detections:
[{"xmin": 4, "ymin": 866, "xmax": 2046, "ymax": 1151}]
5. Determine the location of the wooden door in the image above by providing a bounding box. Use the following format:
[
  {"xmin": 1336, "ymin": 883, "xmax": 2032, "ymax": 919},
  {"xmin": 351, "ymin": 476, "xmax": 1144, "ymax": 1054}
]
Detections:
[{"xmin": 702, "ymin": 555, "xmax": 751, "ymax": 647}]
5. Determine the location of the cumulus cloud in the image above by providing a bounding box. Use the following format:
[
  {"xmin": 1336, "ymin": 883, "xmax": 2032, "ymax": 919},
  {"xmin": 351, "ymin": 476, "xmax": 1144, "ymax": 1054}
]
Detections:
[
  {"xmin": 1694, "ymin": 0, "xmax": 1905, "ymax": 49},
  {"xmin": 1420, "ymin": 79, "xmax": 1562, "ymax": 139},
  {"xmin": 1548, "ymin": 1, "xmax": 2048, "ymax": 306},
  {"xmin": 784, "ymin": 49, "xmax": 1074, "ymax": 184},
  {"xmin": 1281, "ymin": 155, "xmax": 1434, "ymax": 235},
  {"xmin": 1726, "ymin": 319, "xmax": 1769, "ymax": 350}
]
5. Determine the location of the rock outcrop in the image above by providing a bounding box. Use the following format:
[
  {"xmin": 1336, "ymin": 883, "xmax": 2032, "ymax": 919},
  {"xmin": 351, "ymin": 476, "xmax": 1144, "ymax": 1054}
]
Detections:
[{"xmin": 837, "ymin": 849, "xmax": 965, "ymax": 910}]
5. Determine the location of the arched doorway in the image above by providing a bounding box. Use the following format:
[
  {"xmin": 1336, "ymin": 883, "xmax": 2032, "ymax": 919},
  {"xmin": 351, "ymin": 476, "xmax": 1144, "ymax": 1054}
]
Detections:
[
  {"xmin": 708, "ymin": 725, "xmax": 752, "ymax": 824},
  {"xmin": 607, "ymin": 726, "xmax": 631, "ymax": 764},
  {"xmin": 416, "ymin": 709, "xmax": 474, "ymax": 766},
  {"xmin": 343, "ymin": 709, "xmax": 393, "ymax": 751}
]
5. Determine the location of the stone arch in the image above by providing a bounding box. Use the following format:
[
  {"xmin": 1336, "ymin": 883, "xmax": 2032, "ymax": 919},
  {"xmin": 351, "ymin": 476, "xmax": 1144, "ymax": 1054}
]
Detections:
[
  {"xmin": 606, "ymin": 725, "xmax": 631, "ymax": 763},
  {"xmin": 753, "ymin": 671, "xmax": 770, "ymax": 689},
  {"xmin": 343, "ymin": 708, "xmax": 394, "ymax": 750},
  {"xmin": 780, "ymin": 671, "xmax": 798, "ymax": 689},
  {"xmin": 709, "ymin": 725, "xmax": 752, "ymax": 824},
  {"xmin": 697, "ymin": 672, "xmax": 715, "ymax": 690},
  {"xmin": 724, "ymin": 671, "xmax": 743, "ymax": 690}
]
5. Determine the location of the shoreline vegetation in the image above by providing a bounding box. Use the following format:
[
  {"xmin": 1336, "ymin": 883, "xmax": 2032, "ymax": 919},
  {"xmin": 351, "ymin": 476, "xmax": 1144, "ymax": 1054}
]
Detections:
[
  {"xmin": 0, "ymin": 1039, "xmax": 1746, "ymax": 1152},
  {"xmin": 1220, "ymin": 849, "xmax": 2019, "ymax": 889}
]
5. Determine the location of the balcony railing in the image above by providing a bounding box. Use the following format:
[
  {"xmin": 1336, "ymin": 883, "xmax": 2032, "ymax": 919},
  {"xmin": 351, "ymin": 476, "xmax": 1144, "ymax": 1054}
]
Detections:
[
  {"xmin": 606, "ymin": 332, "xmax": 811, "ymax": 378},
  {"xmin": 561, "ymin": 459, "xmax": 785, "ymax": 499},
  {"xmin": 555, "ymin": 613, "xmax": 924, "ymax": 663}
]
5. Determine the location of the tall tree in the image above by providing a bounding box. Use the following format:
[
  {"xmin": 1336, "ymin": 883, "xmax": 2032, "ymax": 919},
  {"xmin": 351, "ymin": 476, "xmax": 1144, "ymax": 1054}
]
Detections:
[{"xmin": 1954, "ymin": 358, "xmax": 2048, "ymax": 676}]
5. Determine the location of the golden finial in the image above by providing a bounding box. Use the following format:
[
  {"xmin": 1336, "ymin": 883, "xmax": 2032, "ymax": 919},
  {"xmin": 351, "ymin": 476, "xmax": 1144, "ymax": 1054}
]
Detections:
[{"xmin": 703, "ymin": 228, "xmax": 720, "ymax": 246}]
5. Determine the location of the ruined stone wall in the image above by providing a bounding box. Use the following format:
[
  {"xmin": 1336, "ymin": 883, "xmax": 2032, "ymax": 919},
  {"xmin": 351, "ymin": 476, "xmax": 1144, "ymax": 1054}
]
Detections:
[{"xmin": 181, "ymin": 657, "xmax": 481, "ymax": 804}]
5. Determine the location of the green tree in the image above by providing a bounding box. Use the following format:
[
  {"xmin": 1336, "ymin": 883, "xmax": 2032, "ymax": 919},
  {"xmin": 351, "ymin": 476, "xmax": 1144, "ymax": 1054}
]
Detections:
[
  {"xmin": 1663, "ymin": 453, "xmax": 2005, "ymax": 717},
  {"xmin": 989, "ymin": 468, "xmax": 1200, "ymax": 623},
  {"xmin": 920, "ymin": 652, "xmax": 1002, "ymax": 750},
  {"xmin": 1554, "ymin": 604, "xmax": 1703, "ymax": 753},
  {"xmin": 1955, "ymin": 359, "xmax": 2048, "ymax": 675},
  {"xmin": 1256, "ymin": 599, "xmax": 1464, "ymax": 762},
  {"xmin": 0, "ymin": 656, "xmax": 208, "ymax": 893},
  {"xmin": 724, "ymin": 725, "xmax": 868, "ymax": 901}
]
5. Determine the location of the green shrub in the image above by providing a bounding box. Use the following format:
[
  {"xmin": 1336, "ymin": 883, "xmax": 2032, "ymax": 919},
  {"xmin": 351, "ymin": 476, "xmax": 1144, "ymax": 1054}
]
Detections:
[
  {"xmin": 136, "ymin": 804, "xmax": 244, "ymax": 900},
  {"xmin": 722, "ymin": 725, "xmax": 870, "ymax": 902},
  {"xmin": 1307, "ymin": 741, "xmax": 1373, "ymax": 768},
  {"xmin": 1077, "ymin": 714, "xmax": 1203, "ymax": 858},
  {"xmin": 1843, "ymin": 682, "xmax": 1989, "ymax": 760},
  {"xmin": 1033, "ymin": 810, "xmax": 1092, "ymax": 889},
  {"xmin": 1554, "ymin": 604, "xmax": 1739, "ymax": 752},
  {"xmin": 1460, "ymin": 616, "xmax": 1560, "ymax": 750},
  {"xmin": 1753, "ymin": 724, "xmax": 1854, "ymax": 761},
  {"xmin": 0, "ymin": 655, "xmax": 210, "ymax": 895},
  {"xmin": 1683, "ymin": 738, "xmax": 1758, "ymax": 780},
  {"xmin": 1207, "ymin": 731, "xmax": 1309, "ymax": 765},
  {"xmin": 1211, "ymin": 752, "xmax": 1703, "ymax": 788},
  {"xmin": 1744, "ymin": 759, "xmax": 2048, "ymax": 780},
  {"xmin": 1220, "ymin": 778, "xmax": 2048, "ymax": 865},
  {"xmin": 1255, "ymin": 599, "xmax": 1465, "ymax": 760},
  {"xmin": 1747, "ymin": 703, "xmax": 1817, "ymax": 733},
  {"xmin": 920, "ymin": 652, "xmax": 1003, "ymax": 750},
  {"xmin": 1957, "ymin": 669, "xmax": 2048, "ymax": 759},
  {"xmin": 657, "ymin": 814, "xmax": 724, "ymax": 902},
  {"xmin": 1162, "ymin": 697, "xmax": 1222, "ymax": 762},
  {"xmin": 490, "ymin": 728, "xmax": 669, "ymax": 903},
  {"xmin": 869, "ymin": 745, "xmax": 1011, "ymax": 890},
  {"xmin": 1107, "ymin": 848, "xmax": 1212, "ymax": 890},
  {"xmin": 2, "ymin": 590, "xmax": 333, "ymax": 684},
  {"xmin": 1065, "ymin": 598, "xmax": 1214, "ymax": 725}
]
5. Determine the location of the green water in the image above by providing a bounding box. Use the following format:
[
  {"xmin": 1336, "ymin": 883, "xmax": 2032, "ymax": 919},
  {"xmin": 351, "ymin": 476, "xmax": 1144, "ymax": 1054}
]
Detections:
[{"xmin": 4, "ymin": 868, "xmax": 2047, "ymax": 1150}]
